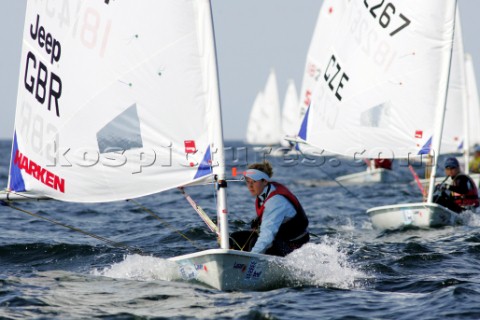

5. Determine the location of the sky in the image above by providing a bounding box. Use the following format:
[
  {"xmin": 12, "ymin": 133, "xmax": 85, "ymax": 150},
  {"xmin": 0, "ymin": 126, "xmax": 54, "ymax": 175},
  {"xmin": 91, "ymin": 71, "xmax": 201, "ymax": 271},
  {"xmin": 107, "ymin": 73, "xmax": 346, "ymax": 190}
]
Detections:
[{"xmin": 0, "ymin": 0, "xmax": 479, "ymax": 141}]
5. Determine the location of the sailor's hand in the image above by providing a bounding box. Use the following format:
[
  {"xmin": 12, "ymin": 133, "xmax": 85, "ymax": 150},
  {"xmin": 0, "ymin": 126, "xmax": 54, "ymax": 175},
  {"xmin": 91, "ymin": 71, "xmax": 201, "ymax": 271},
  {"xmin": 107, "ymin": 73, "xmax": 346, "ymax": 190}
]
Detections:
[{"xmin": 250, "ymin": 217, "xmax": 260, "ymax": 229}]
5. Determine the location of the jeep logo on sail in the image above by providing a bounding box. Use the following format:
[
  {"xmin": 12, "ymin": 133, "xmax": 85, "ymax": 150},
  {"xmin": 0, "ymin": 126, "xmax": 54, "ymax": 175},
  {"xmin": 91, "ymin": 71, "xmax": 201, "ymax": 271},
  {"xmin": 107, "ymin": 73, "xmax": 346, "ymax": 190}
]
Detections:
[{"xmin": 25, "ymin": 14, "xmax": 62, "ymax": 117}]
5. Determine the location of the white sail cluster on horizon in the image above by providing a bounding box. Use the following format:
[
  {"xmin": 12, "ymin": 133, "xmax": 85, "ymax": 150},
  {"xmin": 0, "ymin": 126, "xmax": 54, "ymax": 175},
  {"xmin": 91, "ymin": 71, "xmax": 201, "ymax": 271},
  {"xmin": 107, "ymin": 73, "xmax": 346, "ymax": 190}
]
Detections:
[{"xmin": 246, "ymin": 70, "xmax": 302, "ymax": 147}]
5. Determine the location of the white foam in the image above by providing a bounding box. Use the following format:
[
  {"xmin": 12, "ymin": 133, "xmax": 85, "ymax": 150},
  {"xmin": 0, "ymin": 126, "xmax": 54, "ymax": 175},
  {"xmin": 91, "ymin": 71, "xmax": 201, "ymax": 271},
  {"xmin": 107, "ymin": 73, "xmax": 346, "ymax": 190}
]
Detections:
[
  {"xmin": 458, "ymin": 210, "xmax": 480, "ymax": 227},
  {"xmin": 92, "ymin": 254, "xmax": 181, "ymax": 281},
  {"xmin": 92, "ymin": 239, "xmax": 367, "ymax": 290},
  {"xmin": 282, "ymin": 237, "xmax": 366, "ymax": 289}
]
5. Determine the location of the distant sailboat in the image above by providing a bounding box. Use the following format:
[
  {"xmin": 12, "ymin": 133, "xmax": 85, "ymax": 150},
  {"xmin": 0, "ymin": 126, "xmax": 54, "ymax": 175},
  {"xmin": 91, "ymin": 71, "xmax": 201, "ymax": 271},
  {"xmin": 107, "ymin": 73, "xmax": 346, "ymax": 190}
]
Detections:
[
  {"xmin": 296, "ymin": 0, "xmax": 461, "ymax": 230},
  {"xmin": 245, "ymin": 69, "xmax": 282, "ymax": 146},
  {"xmin": 416, "ymin": 14, "xmax": 480, "ymax": 188}
]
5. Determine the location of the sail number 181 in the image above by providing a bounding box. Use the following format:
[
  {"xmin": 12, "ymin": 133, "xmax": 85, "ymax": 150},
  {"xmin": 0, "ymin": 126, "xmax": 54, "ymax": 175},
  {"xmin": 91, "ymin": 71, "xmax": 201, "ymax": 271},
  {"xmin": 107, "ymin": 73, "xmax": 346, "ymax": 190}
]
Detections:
[{"xmin": 364, "ymin": 0, "xmax": 411, "ymax": 36}]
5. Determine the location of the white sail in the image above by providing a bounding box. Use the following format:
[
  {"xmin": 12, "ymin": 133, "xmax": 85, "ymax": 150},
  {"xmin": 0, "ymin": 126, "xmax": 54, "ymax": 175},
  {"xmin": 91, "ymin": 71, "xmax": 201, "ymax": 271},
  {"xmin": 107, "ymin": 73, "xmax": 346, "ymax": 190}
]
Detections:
[
  {"xmin": 297, "ymin": 2, "xmax": 344, "ymax": 125},
  {"xmin": 7, "ymin": 0, "xmax": 224, "ymax": 203},
  {"xmin": 245, "ymin": 69, "xmax": 282, "ymax": 145},
  {"xmin": 280, "ymin": 80, "xmax": 299, "ymax": 147},
  {"xmin": 245, "ymin": 92, "xmax": 265, "ymax": 144},
  {"xmin": 465, "ymin": 53, "xmax": 480, "ymax": 149},
  {"xmin": 298, "ymin": 0, "xmax": 457, "ymax": 161}
]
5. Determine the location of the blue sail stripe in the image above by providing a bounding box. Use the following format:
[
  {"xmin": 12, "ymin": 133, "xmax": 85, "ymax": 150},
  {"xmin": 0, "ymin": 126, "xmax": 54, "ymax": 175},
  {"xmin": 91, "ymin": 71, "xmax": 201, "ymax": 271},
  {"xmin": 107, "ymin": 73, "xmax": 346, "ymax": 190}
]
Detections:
[
  {"xmin": 8, "ymin": 132, "xmax": 26, "ymax": 192},
  {"xmin": 194, "ymin": 146, "xmax": 212, "ymax": 179},
  {"xmin": 418, "ymin": 136, "xmax": 432, "ymax": 155},
  {"xmin": 296, "ymin": 107, "xmax": 310, "ymax": 151}
]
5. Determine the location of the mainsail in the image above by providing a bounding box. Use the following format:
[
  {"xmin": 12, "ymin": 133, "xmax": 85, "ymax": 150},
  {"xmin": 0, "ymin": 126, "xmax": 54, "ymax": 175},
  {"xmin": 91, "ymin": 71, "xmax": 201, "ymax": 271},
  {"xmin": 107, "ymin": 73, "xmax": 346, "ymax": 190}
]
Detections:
[
  {"xmin": 8, "ymin": 0, "xmax": 225, "ymax": 203},
  {"xmin": 298, "ymin": 0, "xmax": 457, "ymax": 163},
  {"xmin": 297, "ymin": 1, "xmax": 346, "ymax": 125}
]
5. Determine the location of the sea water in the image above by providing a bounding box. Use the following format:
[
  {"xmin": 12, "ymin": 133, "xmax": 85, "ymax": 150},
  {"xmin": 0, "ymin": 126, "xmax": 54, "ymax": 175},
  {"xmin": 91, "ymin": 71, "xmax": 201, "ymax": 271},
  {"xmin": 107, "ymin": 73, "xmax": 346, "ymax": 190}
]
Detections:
[{"xmin": 1, "ymin": 140, "xmax": 480, "ymax": 319}]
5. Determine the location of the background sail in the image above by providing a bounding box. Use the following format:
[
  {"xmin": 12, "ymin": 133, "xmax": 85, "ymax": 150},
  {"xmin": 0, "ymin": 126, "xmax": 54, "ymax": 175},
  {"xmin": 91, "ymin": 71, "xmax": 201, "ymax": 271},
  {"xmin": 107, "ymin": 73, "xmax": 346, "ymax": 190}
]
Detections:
[
  {"xmin": 465, "ymin": 53, "xmax": 480, "ymax": 149},
  {"xmin": 280, "ymin": 80, "xmax": 299, "ymax": 147},
  {"xmin": 298, "ymin": 0, "xmax": 456, "ymax": 159},
  {"xmin": 245, "ymin": 69, "xmax": 281, "ymax": 145},
  {"xmin": 8, "ymin": 0, "xmax": 222, "ymax": 202}
]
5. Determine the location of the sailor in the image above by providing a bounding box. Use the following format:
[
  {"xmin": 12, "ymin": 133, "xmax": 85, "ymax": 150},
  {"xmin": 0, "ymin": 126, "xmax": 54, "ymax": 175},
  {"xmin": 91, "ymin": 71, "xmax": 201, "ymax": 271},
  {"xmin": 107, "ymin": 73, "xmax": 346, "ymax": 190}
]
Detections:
[
  {"xmin": 469, "ymin": 145, "xmax": 480, "ymax": 174},
  {"xmin": 373, "ymin": 158, "xmax": 393, "ymax": 170},
  {"xmin": 230, "ymin": 161, "xmax": 309, "ymax": 256},
  {"xmin": 434, "ymin": 157, "xmax": 479, "ymax": 213}
]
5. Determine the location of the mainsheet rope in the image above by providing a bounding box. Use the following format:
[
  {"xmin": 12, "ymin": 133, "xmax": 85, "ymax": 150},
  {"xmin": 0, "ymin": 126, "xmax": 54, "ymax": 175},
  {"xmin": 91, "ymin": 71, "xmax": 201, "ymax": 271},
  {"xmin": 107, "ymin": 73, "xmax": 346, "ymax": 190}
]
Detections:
[
  {"xmin": 3, "ymin": 201, "xmax": 145, "ymax": 255},
  {"xmin": 127, "ymin": 198, "xmax": 207, "ymax": 251},
  {"xmin": 3, "ymin": 197, "xmax": 210, "ymax": 253}
]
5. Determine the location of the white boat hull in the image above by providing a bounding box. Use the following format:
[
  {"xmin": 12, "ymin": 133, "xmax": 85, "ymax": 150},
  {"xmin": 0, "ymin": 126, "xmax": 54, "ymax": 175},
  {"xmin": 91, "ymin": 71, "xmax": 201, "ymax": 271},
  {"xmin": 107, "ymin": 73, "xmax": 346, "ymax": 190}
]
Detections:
[
  {"xmin": 169, "ymin": 249, "xmax": 288, "ymax": 291},
  {"xmin": 367, "ymin": 202, "xmax": 458, "ymax": 231},
  {"xmin": 335, "ymin": 168, "xmax": 390, "ymax": 185}
]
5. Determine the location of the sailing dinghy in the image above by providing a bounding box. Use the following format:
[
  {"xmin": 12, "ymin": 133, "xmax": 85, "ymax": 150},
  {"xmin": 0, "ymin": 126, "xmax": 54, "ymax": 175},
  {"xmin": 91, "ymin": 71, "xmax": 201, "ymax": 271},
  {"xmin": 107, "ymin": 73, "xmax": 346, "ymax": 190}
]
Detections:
[
  {"xmin": 2, "ymin": 0, "xmax": 291, "ymax": 291},
  {"xmin": 415, "ymin": 15, "xmax": 480, "ymax": 190},
  {"xmin": 296, "ymin": 0, "xmax": 461, "ymax": 230}
]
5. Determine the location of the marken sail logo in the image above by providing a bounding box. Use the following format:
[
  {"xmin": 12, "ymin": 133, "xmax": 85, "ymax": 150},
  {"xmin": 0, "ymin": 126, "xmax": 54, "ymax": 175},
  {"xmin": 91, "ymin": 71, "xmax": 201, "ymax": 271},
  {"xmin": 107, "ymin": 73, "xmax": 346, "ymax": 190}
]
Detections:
[
  {"xmin": 14, "ymin": 150, "xmax": 65, "ymax": 193},
  {"xmin": 25, "ymin": 14, "xmax": 62, "ymax": 117}
]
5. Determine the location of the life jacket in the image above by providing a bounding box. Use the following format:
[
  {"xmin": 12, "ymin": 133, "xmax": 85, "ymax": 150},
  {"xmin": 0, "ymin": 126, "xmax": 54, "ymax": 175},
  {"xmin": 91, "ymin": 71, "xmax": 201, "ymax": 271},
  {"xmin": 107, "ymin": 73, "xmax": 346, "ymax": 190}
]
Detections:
[
  {"xmin": 373, "ymin": 159, "xmax": 392, "ymax": 170},
  {"xmin": 469, "ymin": 157, "xmax": 480, "ymax": 174},
  {"xmin": 255, "ymin": 182, "xmax": 309, "ymax": 242},
  {"xmin": 451, "ymin": 174, "xmax": 479, "ymax": 208}
]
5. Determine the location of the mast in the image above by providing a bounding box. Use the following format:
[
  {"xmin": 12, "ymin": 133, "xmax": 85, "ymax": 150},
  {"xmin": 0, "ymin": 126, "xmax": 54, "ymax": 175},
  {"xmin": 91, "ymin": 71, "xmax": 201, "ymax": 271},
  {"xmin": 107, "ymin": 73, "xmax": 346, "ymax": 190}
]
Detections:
[
  {"xmin": 204, "ymin": 0, "xmax": 229, "ymax": 249},
  {"xmin": 455, "ymin": 10, "xmax": 470, "ymax": 174},
  {"xmin": 426, "ymin": 1, "xmax": 458, "ymax": 203}
]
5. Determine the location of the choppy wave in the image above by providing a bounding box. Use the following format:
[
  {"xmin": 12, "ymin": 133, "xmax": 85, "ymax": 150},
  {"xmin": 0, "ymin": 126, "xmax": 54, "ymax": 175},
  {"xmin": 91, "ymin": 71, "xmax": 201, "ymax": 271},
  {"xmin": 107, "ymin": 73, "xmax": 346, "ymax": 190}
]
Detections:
[{"xmin": 2, "ymin": 142, "xmax": 480, "ymax": 318}]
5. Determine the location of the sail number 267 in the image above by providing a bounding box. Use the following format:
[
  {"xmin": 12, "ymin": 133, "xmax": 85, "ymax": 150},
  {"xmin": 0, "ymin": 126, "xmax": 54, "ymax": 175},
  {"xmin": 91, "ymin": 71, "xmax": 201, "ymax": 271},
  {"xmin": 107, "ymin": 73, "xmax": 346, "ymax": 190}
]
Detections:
[{"xmin": 364, "ymin": 0, "xmax": 411, "ymax": 37}]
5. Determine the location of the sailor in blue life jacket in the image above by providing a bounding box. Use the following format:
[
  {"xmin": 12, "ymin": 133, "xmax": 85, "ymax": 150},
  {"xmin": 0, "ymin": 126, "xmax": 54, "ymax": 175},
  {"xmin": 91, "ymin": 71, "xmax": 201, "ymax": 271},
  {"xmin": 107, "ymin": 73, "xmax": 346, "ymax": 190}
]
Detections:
[
  {"xmin": 433, "ymin": 157, "xmax": 479, "ymax": 213},
  {"xmin": 229, "ymin": 161, "xmax": 310, "ymax": 257}
]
